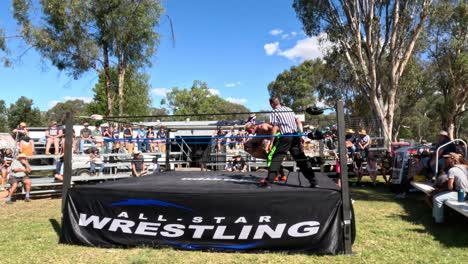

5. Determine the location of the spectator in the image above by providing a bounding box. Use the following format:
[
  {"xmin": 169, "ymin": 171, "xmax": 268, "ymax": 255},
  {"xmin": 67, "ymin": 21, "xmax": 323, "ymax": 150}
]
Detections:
[
  {"xmin": 123, "ymin": 124, "xmax": 134, "ymax": 153},
  {"xmin": 396, "ymin": 154, "xmax": 426, "ymax": 199},
  {"xmin": 225, "ymin": 158, "xmax": 233, "ymax": 171},
  {"xmin": 380, "ymin": 150, "xmax": 393, "ymax": 184},
  {"xmin": 357, "ymin": 129, "xmax": 371, "ymax": 159},
  {"xmin": 432, "ymin": 153, "xmax": 468, "ymax": 223},
  {"xmin": 54, "ymin": 155, "xmax": 64, "ymax": 181},
  {"xmin": 19, "ymin": 135, "xmax": 35, "ymax": 156},
  {"xmin": 61, "ymin": 125, "xmax": 77, "ymax": 154},
  {"xmin": 148, "ymin": 157, "xmax": 161, "ymax": 174},
  {"xmin": 345, "ymin": 129, "xmax": 357, "ymax": 159},
  {"xmin": 232, "ymin": 155, "xmax": 247, "ymax": 172},
  {"xmin": 157, "ymin": 126, "xmax": 167, "ymax": 153},
  {"xmin": 111, "ymin": 125, "xmax": 120, "ymax": 150},
  {"xmin": 430, "ymin": 130, "xmax": 457, "ymax": 176},
  {"xmin": 136, "ymin": 125, "xmax": 147, "ymax": 152},
  {"xmin": 1, "ymin": 154, "xmax": 13, "ymax": 191},
  {"xmin": 79, "ymin": 122, "xmax": 93, "ymax": 154},
  {"xmin": 45, "ymin": 121, "xmax": 63, "ymax": 155},
  {"xmin": 367, "ymin": 155, "xmax": 378, "ymax": 186},
  {"xmin": 12, "ymin": 122, "xmax": 35, "ymax": 150},
  {"xmin": 5, "ymin": 154, "xmax": 32, "ymax": 204},
  {"xmin": 323, "ymin": 126, "xmax": 334, "ymax": 150},
  {"xmin": 352, "ymin": 152, "xmax": 365, "ymax": 187},
  {"xmin": 146, "ymin": 126, "xmax": 157, "ymax": 152},
  {"xmin": 92, "ymin": 123, "xmax": 103, "ymax": 142},
  {"xmin": 89, "ymin": 148, "xmax": 105, "ymax": 176},
  {"xmin": 102, "ymin": 125, "xmax": 113, "ymax": 152},
  {"xmin": 131, "ymin": 150, "xmax": 147, "ymax": 177},
  {"xmin": 228, "ymin": 129, "xmax": 236, "ymax": 150}
]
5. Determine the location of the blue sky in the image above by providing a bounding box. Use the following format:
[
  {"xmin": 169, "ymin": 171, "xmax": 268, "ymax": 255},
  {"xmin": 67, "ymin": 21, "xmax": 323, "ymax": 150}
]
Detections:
[{"xmin": 0, "ymin": 0, "xmax": 327, "ymax": 113}]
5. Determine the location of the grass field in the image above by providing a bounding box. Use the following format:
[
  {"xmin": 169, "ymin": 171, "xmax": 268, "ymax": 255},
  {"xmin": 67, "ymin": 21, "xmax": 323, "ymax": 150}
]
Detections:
[{"xmin": 1, "ymin": 179, "xmax": 467, "ymax": 264}]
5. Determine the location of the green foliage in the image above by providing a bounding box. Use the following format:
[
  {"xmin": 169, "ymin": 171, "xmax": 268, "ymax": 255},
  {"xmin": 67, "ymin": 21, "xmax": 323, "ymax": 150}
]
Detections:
[
  {"xmin": 87, "ymin": 67, "xmax": 152, "ymax": 119},
  {"xmin": 267, "ymin": 59, "xmax": 323, "ymax": 112},
  {"xmin": 0, "ymin": 100, "xmax": 9, "ymax": 132},
  {"xmin": 7, "ymin": 96, "xmax": 43, "ymax": 130},
  {"xmin": 165, "ymin": 81, "xmax": 250, "ymax": 121},
  {"xmin": 12, "ymin": 0, "xmax": 163, "ymax": 115},
  {"xmin": 45, "ymin": 99, "xmax": 87, "ymax": 124}
]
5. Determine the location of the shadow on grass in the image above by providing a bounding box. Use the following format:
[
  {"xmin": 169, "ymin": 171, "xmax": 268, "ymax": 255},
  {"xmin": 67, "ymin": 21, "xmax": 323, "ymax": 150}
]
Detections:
[
  {"xmin": 49, "ymin": 218, "xmax": 62, "ymax": 239},
  {"xmin": 396, "ymin": 194, "xmax": 468, "ymax": 248},
  {"xmin": 351, "ymin": 183, "xmax": 468, "ymax": 248}
]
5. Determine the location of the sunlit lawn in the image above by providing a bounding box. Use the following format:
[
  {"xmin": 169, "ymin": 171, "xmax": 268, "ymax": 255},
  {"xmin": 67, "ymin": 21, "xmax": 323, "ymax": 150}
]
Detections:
[{"xmin": 1, "ymin": 177, "xmax": 467, "ymax": 264}]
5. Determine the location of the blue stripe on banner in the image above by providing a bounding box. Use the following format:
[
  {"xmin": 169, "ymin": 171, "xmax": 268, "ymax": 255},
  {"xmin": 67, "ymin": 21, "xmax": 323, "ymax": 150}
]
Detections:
[
  {"xmin": 163, "ymin": 240, "xmax": 262, "ymax": 250},
  {"xmin": 110, "ymin": 199, "xmax": 193, "ymax": 211}
]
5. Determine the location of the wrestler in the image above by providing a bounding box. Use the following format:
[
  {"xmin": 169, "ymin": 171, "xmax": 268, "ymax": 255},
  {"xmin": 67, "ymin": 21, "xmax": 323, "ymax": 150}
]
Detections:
[{"xmin": 244, "ymin": 122, "xmax": 287, "ymax": 181}]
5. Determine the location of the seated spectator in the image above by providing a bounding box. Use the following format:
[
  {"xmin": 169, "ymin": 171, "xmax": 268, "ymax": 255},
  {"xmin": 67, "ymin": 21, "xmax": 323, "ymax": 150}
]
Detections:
[
  {"xmin": 357, "ymin": 129, "xmax": 371, "ymax": 159},
  {"xmin": 157, "ymin": 126, "xmax": 167, "ymax": 153},
  {"xmin": 146, "ymin": 126, "xmax": 157, "ymax": 152},
  {"xmin": 131, "ymin": 150, "xmax": 147, "ymax": 177},
  {"xmin": 61, "ymin": 125, "xmax": 77, "ymax": 154},
  {"xmin": 345, "ymin": 129, "xmax": 357, "ymax": 159},
  {"xmin": 429, "ymin": 130, "xmax": 457, "ymax": 176},
  {"xmin": 54, "ymin": 155, "xmax": 64, "ymax": 181},
  {"xmin": 101, "ymin": 125, "xmax": 113, "ymax": 152},
  {"xmin": 45, "ymin": 121, "xmax": 63, "ymax": 155},
  {"xmin": 432, "ymin": 153, "xmax": 468, "ymax": 223},
  {"xmin": 92, "ymin": 123, "xmax": 103, "ymax": 142},
  {"xmin": 136, "ymin": 125, "xmax": 147, "ymax": 152},
  {"xmin": 148, "ymin": 157, "xmax": 161, "ymax": 174},
  {"xmin": 225, "ymin": 158, "xmax": 233, "ymax": 171},
  {"xmin": 19, "ymin": 136, "xmax": 34, "ymax": 156},
  {"xmin": 12, "ymin": 122, "xmax": 35, "ymax": 151},
  {"xmin": 5, "ymin": 154, "xmax": 32, "ymax": 204},
  {"xmin": 232, "ymin": 154, "xmax": 247, "ymax": 172},
  {"xmin": 89, "ymin": 148, "xmax": 105, "ymax": 176},
  {"xmin": 123, "ymin": 124, "xmax": 134, "ymax": 153},
  {"xmin": 79, "ymin": 122, "xmax": 93, "ymax": 154}
]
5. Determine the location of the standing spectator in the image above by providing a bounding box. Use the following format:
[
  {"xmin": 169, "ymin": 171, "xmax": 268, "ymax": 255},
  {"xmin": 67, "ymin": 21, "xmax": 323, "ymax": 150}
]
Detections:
[
  {"xmin": 157, "ymin": 126, "xmax": 167, "ymax": 153},
  {"xmin": 89, "ymin": 148, "xmax": 105, "ymax": 176},
  {"xmin": 0, "ymin": 154, "xmax": 12, "ymax": 191},
  {"xmin": 232, "ymin": 155, "xmax": 247, "ymax": 172},
  {"xmin": 146, "ymin": 126, "xmax": 156, "ymax": 152},
  {"xmin": 357, "ymin": 129, "xmax": 371, "ymax": 159},
  {"xmin": 380, "ymin": 150, "xmax": 393, "ymax": 184},
  {"xmin": 45, "ymin": 121, "xmax": 63, "ymax": 155},
  {"xmin": 5, "ymin": 154, "xmax": 32, "ymax": 204},
  {"xmin": 432, "ymin": 153, "xmax": 468, "ymax": 223},
  {"xmin": 79, "ymin": 122, "xmax": 93, "ymax": 154},
  {"xmin": 123, "ymin": 124, "xmax": 134, "ymax": 153},
  {"xmin": 136, "ymin": 125, "xmax": 147, "ymax": 152},
  {"xmin": 345, "ymin": 129, "xmax": 357, "ymax": 159},
  {"xmin": 261, "ymin": 96, "xmax": 316, "ymax": 188},
  {"xmin": 131, "ymin": 150, "xmax": 147, "ymax": 177},
  {"xmin": 352, "ymin": 152, "xmax": 365, "ymax": 187},
  {"xmin": 367, "ymin": 155, "xmax": 378, "ymax": 186},
  {"xmin": 102, "ymin": 125, "xmax": 113, "ymax": 152}
]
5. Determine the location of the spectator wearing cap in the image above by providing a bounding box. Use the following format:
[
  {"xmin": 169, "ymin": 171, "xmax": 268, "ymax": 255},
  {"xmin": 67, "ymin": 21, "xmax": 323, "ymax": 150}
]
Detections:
[
  {"xmin": 89, "ymin": 148, "xmax": 105, "ymax": 176},
  {"xmin": 79, "ymin": 122, "xmax": 93, "ymax": 154},
  {"xmin": 6, "ymin": 154, "xmax": 32, "ymax": 204},
  {"xmin": 45, "ymin": 120, "xmax": 63, "ymax": 155},
  {"xmin": 432, "ymin": 153, "xmax": 468, "ymax": 223},
  {"xmin": 357, "ymin": 129, "xmax": 371, "ymax": 159},
  {"xmin": 12, "ymin": 122, "xmax": 35, "ymax": 153},
  {"xmin": 131, "ymin": 150, "xmax": 147, "ymax": 177}
]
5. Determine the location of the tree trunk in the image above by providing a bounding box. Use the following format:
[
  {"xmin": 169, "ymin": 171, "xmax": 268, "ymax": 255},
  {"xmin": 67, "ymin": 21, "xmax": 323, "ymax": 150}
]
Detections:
[
  {"xmin": 103, "ymin": 45, "xmax": 113, "ymax": 117},
  {"xmin": 118, "ymin": 64, "xmax": 126, "ymax": 116}
]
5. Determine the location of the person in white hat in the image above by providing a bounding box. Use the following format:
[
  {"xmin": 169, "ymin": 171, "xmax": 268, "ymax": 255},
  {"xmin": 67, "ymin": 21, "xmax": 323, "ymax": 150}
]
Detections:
[
  {"xmin": 131, "ymin": 150, "xmax": 147, "ymax": 177},
  {"xmin": 6, "ymin": 154, "xmax": 32, "ymax": 204}
]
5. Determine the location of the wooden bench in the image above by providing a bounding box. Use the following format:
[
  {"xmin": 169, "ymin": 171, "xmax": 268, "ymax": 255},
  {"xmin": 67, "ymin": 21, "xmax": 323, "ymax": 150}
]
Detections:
[{"xmin": 410, "ymin": 181, "xmax": 468, "ymax": 219}]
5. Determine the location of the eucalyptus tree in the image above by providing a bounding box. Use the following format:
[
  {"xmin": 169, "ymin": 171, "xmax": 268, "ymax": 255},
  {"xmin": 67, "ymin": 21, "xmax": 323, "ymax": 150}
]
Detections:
[
  {"xmin": 293, "ymin": 0, "xmax": 432, "ymax": 147},
  {"xmin": 12, "ymin": 0, "xmax": 163, "ymax": 116}
]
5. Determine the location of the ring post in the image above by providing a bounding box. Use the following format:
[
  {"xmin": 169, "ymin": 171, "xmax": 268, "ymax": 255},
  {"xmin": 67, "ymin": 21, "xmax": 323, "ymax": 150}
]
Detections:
[
  {"xmin": 61, "ymin": 112, "xmax": 74, "ymax": 216},
  {"xmin": 336, "ymin": 100, "xmax": 353, "ymax": 254}
]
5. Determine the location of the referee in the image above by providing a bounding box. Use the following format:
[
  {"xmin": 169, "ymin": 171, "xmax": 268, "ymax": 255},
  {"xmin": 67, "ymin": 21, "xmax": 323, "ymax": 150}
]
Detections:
[{"xmin": 260, "ymin": 96, "xmax": 317, "ymax": 188}]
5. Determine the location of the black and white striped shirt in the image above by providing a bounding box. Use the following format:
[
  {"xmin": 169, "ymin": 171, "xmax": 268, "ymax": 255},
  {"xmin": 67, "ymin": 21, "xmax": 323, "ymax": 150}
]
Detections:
[{"xmin": 270, "ymin": 106, "xmax": 298, "ymax": 134}]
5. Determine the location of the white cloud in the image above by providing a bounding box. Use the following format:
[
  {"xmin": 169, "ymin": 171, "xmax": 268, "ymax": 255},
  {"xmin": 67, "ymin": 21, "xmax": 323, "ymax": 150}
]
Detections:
[
  {"xmin": 264, "ymin": 42, "xmax": 280, "ymax": 56},
  {"xmin": 225, "ymin": 82, "xmax": 241, "ymax": 88},
  {"xmin": 281, "ymin": 34, "xmax": 290, "ymax": 39},
  {"xmin": 151, "ymin": 88, "xmax": 170, "ymax": 96},
  {"xmin": 269, "ymin": 29, "xmax": 283, "ymax": 36},
  {"xmin": 278, "ymin": 34, "xmax": 331, "ymax": 61},
  {"xmin": 226, "ymin": 97, "xmax": 247, "ymax": 105},
  {"xmin": 208, "ymin": 89, "xmax": 220, "ymax": 96},
  {"xmin": 63, "ymin": 96, "xmax": 93, "ymax": 103},
  {"xmin": 291, "ymin": 31, "xmax": 297, "ymax": 37}
]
